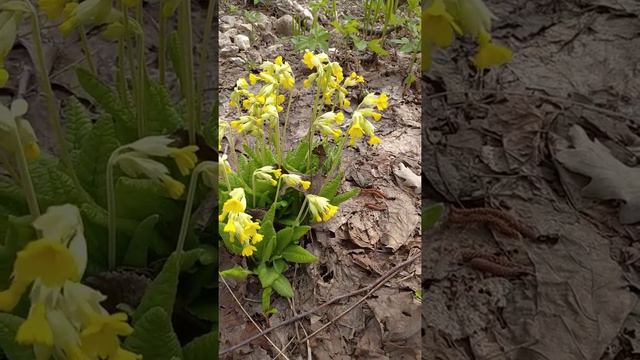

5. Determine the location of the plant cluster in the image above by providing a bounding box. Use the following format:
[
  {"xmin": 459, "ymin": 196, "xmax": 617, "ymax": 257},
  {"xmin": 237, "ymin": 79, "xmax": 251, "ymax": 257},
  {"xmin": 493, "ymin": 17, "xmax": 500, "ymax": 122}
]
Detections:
[
  {"xmin": 0, "ymin": 0, "xmax": 217, "ymax": 359},
  {"xmin": 288, "ymin": 0, "xmax": 421, "ymax": 86},
  {"xmin": 219, "ymin": 51, "xmax": 389, "ymax": 315},
  {"xmin": 422, "ymin": 0, "xmax": 513, "ymax": 72}
]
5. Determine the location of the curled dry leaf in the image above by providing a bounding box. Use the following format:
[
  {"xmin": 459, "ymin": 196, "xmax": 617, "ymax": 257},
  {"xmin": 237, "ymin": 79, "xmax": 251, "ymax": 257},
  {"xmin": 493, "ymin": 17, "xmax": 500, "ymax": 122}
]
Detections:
[
  {"xmin": 393, "ymin": 162, "xmax": 421, "ymax": 194},
  {"xmin": 556, "ymin": 125, "xmax": 640, "ymax": 224}
]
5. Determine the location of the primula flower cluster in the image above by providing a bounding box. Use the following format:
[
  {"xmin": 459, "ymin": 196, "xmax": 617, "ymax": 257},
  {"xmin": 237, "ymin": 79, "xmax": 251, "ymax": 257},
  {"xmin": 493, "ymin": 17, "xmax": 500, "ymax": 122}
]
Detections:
[
  {"xmin": 113, "ymin": 136, "xmax": 199, "ymax": 199},
  {"xmin": 423, "ymin": 0, "xmax": 512, "ymax": 71},
  {"xmin": 219, "ymin": 188, "xmax": 264, "ymax": 256},
  {"xmin": 0, "ymin": 205, "xmax": 141, "ymax": 360}
]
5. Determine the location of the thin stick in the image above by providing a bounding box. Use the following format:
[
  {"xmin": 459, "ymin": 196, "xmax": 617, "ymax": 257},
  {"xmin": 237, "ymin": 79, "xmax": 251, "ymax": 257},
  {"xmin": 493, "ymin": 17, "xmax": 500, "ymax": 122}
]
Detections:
[
  {"xmin": 219, "ymin": 273, "xmax": 291, "ymax": 360},
  {"xmin": 300, "ymin": 252, "xmax": 415, "ymax": 343},
  {"xmin": 219, "ymin": 253, "xmax": 420, "ymax": 355}
]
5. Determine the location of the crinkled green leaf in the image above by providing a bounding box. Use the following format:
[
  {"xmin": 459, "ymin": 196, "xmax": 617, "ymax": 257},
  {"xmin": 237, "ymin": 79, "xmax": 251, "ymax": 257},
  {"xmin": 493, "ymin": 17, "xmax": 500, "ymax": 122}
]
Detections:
[
  {"xmin": 77, "ymin": 115, "xmax": 119, "ymax": 206},
  {"xmin": 0, "ymin": 313, "xmax": 35, "ymax": 360},
  {"xmin": 331, "ymin": 188, "xmax": 360, "ymax": 205},
  {"xmin": 116, "ymin": 178, "xmax": 181, "ymax": 221},
  {"xmin": 122, "ymin": 214, "xmax": 159, "ymax": 267},
  {"xmin": 272, "ymin": 274, "xmax": 294, "ymax": 298},
  {"xmin": 63, "ymin": 96, "xmax": 92, "ymax": 157},
  {"xmin": 282, "ymin": 245, "xmax": 317, "ymax": 264},
  {"xmin": 256, "ymin": 262, "xmax": 279, "ymax": 288},
  {"xmin": 76, "ymin": 67, "xmax": 137, "ymax": 143},
  {"xmin": 319, "ymin": 171, "xmax": 344, "ymax": 200},
  {"xmin": 256, "ymin": 220, "xmax": 276, "ymax": 262},
  {"xmin": 29, "ymin": 157, "xmax": 90, "ymax": 206},
  {"xmin": 133, "ymin": 251, "xmax": 181, "ymax": 322},
  {"xmin": 145, "ymin": 78, "xmax": 181, "ymax": 134},
  {"xmin": 220, "ymin": 266, "xmax": 252, "ymax": 280},
  {"xmin": 274, "ymin": 227, "xmax": 294, "ymax": 255},
  {"xmin": 367, "ymin": 38, "xmax": 390, "ymax": 56},
  {"xmin": 124, "ymin": 307, "xmax": 182, "ymax": 360},
  {"xmin": 182, "ymin": 331, "xmax": 218, "ymax": 360}
]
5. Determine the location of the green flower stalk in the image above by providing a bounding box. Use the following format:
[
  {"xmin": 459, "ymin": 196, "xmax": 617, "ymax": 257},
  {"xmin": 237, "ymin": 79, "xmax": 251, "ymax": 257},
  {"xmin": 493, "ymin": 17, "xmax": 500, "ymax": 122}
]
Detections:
[{"xmin": 176, "ymin": 161, "xmax": 217, "ymax": 253}]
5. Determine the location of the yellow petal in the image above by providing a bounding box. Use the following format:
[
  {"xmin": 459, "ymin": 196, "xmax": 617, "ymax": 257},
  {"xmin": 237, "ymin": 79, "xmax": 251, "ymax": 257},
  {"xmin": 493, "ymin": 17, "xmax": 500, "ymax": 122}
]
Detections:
[
  {"xmin": 472, "ymin": 42, "xmax": 513, "ymax": 70},
  {"xmin": 16, "ymin": 302, "xmax": 53, "ymax": 346}
]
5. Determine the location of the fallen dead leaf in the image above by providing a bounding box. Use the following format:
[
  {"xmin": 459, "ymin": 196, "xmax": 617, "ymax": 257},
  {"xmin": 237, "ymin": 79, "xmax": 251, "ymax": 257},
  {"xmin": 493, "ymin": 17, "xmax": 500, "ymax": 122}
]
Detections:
[
  {"xmin": 556, "ymin": 125, "xmax": 640, "ymax": 224},
  {"xmin": 383, "ymin": 191, "xmax": 420, "ymax": 251},
  {"xmin": 393, "ymin": 162, "xmax": 421, "ymax": 194}
]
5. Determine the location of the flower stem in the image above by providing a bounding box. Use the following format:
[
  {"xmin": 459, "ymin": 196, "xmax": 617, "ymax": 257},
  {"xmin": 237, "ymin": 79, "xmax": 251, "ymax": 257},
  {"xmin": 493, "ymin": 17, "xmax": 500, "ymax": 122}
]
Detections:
[
  {"xmin": 106, "ymin": 146, "xmax": 126, "ymax": 270},
  {"xmin": 12, "ymin": 125, "xmax": 39, "ymax": 219},
  {"xmin": 117, "ymin": 35, "xmax": 128, "ymax": 102},
  {"xmin": 252, "ymin": 173, "xmax": 256, "ymax": 207},
  {"xmin": 282, "ymin": 90, "xmax": 293, "ymax": 153},
  {"xmin": 176, "ymin": 162, "xmax": 209, "ymax": 253},
  {"xmin": 135, "ymin": 3, "xmax": 146, "ymax": 138},
  {"xmin": 294, "ymin": 197, "xmax": 308, "ymax": 225},
  {"xmin": 273, "ymin": 178, "xmax": 282, "ymax": 204},
  {"xmin": 158, "ymin": 15, "xmax": 167, "ymax": 85},
  {"xmin": 27, "ymin": 5, "xmax": 71, "ymax": 172},
  {"xmin": 79, "ymin": 25, "xmax": 96, "ymax": 74},
  {"xmin": 306, "ymin": 86, "xmax": 321, "ymax": 172},
  {"xmin": 178, "ymin": 0, "xmax": 197, "ymax": 144}
]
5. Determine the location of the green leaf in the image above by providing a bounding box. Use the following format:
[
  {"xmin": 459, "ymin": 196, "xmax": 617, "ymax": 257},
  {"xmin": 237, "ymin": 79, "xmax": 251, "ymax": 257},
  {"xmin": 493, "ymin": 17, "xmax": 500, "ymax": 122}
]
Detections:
[
  {"xmin": 256, "ymin": 263, "xmax": 279, "ymax": 288},
  {"xmin": 422, "ymin": 203, "xmax": 444, "ymax": 231},
  {"xmin": 285, "ymin": 140, "xmax": 310, "ymax": 171},
  {"xmin": 367, "ymin": 38, "xmax": 390, "ymax": 56},
  {"xmin": 29, "ymin": 157, "xmax": 89, "ymax": 206},
  {"xmin": 274, "ymin": 227, "xmax": 294, "ymax": 255},
  {"xmin": 0, "ymin": 176, "xmax": 27, "ymax": 218},
  {"xmin": 122, "ymin": 214, "xmax": 159, "ymax": 267},
  {"xmin": 353, "ymin": 36, "xmax": 368, "ymax": 51},
  {"xmin": 182, "ymin": 331, "xmax": 218, "ymax": 360},
  {"xmin": 133, "ymin": 251, "xmax": 182, "ymax": 322},
  {"xmin": 257, "ymin": 220, "xmax": 276, "ymax": 262},
  {"xmin": 291, "ymin": 225, "xmax": 311, "ymax": 242},
  {"xmin": 0, "ymin": 313, "xmax": 35, "ymax": 360},
  {"xmin": 168, "ymin": 31, "xmax": 183, "ymax": 88},
  {"xmin": 80, "ymin": 203, "xmax": 139, "ymax": 236},
  {"xmin": 261, "ymin": 287, "xmax": 272, "ymax": 314},
  {"xmin": 116, "ymin": 178, "xmax": 181, "ymax": 221},
  {"xmin": 282, "ymin": 245, "xmax": 317, "ymax": 264},
  {"xmin": 76, "ymin": 67, "xmax": 137, "ymax": 143},
  {"xmin": 125, "ymin": 307, "xmax": 182, "ymax": 360},
  {"xmin": 76, "ymin": 115, "xmax": 119, "ymax": 206},
  {"xmin": 272, "ymin": 274, "xmax": 294, "ymax": 298},
  {"xmin": 63, "ymin": 96, "xmax": 92, "ymax": 155},
  {"xmin": 331, "ymin": 188, "xmax": 361, "ymax": 205},
  {"xmin": 220, "ymin": 266, "xmax": 252, "ymax": 280},
  {"xmin": 273, "ymin": 259, "xmax": 287, "ymax": 274},
  {"xmin": 319, "ymin": 171, "xmax": 344, "ymax": 200},
  {"xmin": 144, "ymin": 78, "xmax": 181, "ymax": 134}
]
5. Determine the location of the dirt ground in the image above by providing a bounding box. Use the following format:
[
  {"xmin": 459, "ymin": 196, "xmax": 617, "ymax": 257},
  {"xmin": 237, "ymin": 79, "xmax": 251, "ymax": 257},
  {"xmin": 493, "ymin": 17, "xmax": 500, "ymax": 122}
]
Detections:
[
  {"xmin": 423, "ymin": 0, "xmax": 640, "ymax": 359},
  {"xmin": 218, "ymin": 0, "xmax": 422, "ymax": 358}
]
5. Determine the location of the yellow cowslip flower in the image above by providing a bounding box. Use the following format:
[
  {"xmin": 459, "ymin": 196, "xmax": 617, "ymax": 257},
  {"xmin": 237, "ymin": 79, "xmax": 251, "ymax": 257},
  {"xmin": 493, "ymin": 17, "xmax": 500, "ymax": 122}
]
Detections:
[
  {"xmin": 219, "ymin": 188, "xmax": 246, "ymax": 221},
  {"xmin": 303, "ymin": 73, "xmax": 317, "ymax": 88},
  {"xmin": 219, "ymin": 153, "xmax": 232, "ymax": 174},
  {"xmin": 254, "ymin": 166, "xmax": 281, "ymax": 186},
  {"xmin": 443, "ymin": 0, "xmax": 493, "ymax": 37},
  {"xmin": 101, "ymin": 14, "xmax": 143, "ymax": 41},
  {"xmin": 281, "ymin": 174, "xmax": 311, "ymax": 190},
  {"xmin": 361, "ymin": 92, "xmax": 389, "ymax": 111},
  {"xmin": 260, "ymin": 104, "xmax": 279, "ymax": 128},
  {"xmin": 218, "ymin": 121, "xmax": 229, "ymax": 150},
  {"xmin": 38, "ymin": 0, "xmax": 73, "ymax": 19},
  {"xmin": 330, "ymin": 62, "xmax": 344, "ymax": 83},
  {"xmin": 0, "ymin": 98, "xmax": 41, "ymax": 161},
  {"xmin": 302, "ymin": 51, "xmax": 329, "ymax": 72},
  {"xmin": 160, "ymin": 175, "xmax": 184, "ymax": 199},
  {"xmin": 358, "ymin": 108, "xmax": 382, "ymax": 121},
  {"xmin": 306, "ymin": 194, "xmax": 338, "ymax": 222},
  {"xmin": 230, "ymin": 115, "xmax": 261, "ymax": 135},
  {"xmin": 16, "ymin": 302, "xmax": 53, "ymax": 346},
  {"xmin": 249, "ymin": 73, "xmax": 260, "ymax": 85},
  {"xmin": 237, "ymin": 77, "xmax": 249, "ymax": 89},
  {"xmin": 59, "ymin": 0, "xmax": 112, "ymax": 35},
  {"xmin": 472, "ymin": 30, "xmax": 512, "ymax": 70},
  {"xmin": 347, "ymin": 111, "xmax": 380, "ymax": 146},
  {"xmin": 222, "ymin": 212, "xmax": 263, "ymax": 256},
  {"xmin": 125, "ymin": 135, "xmax": 200, "ymax": 175},
  {"xmin": 343, "ymin": 72, "xmax": 365, "ymax": 87},
  {"xmin": 115, "ymin": 152, "xmax": 185, "ymax": 199},
  {"xmin": 80, "ymin": 313, "xmax": 135, "ymax": 359},
  {"xmin": 314, "ymin": 111, "xmax": 343, "ymax": 141},
  {"xmin": 423, "ymin": 0, "xmax": 462, "ymax": 48},
  {"xmin": 170, "ymin": 145, "xmax": 198, "ymax": 176}
]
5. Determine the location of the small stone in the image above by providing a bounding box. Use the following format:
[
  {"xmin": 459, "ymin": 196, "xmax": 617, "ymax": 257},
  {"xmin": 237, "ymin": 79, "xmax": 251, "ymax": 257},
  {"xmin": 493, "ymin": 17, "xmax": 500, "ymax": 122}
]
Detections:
[
  {"xmin": 265, "ymin": 44, "xmax": 284, "ymax": 58},
  {"xmin": 220, "ymin": 15, "xmax": 237, "ymax": 25},
  {"xmin": 220, "ymin": 45, "xmax": 239, "ymax": 58},
  {"xmin": 236, "ymin": 23, "xmax": 253, "ymax": 36},
  {"xmin": 224, "ymin": 28, "xmax": 238, "ymax": 38},
  {"xmin": 219, "ymin": 31, "xmax": 232, "ymax": 47},
  {"xmin": 220, "ymin": 22, "xmax": 233, "ymax": 32},
  {"xmin": 234, "ymin": 34, "xmax": 251, "ymax": 51},
  {"xmin": 274, "ymin": 15, "xmax": 294, "ymax": 36},
  {"xmin": 229, "ymin": 57, "xmax": 246, "ymax": 66},
  {"xmin": 252, "ymin": 13, "xmax": 271, "ymax": 31}
]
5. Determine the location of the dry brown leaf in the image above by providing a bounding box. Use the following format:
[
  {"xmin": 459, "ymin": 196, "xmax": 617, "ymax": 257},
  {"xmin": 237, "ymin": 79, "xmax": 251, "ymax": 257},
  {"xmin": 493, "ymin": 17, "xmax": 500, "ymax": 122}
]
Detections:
[{"xmin": 556, "ymin": 125, "xmax": 640, "ymax": 224}]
